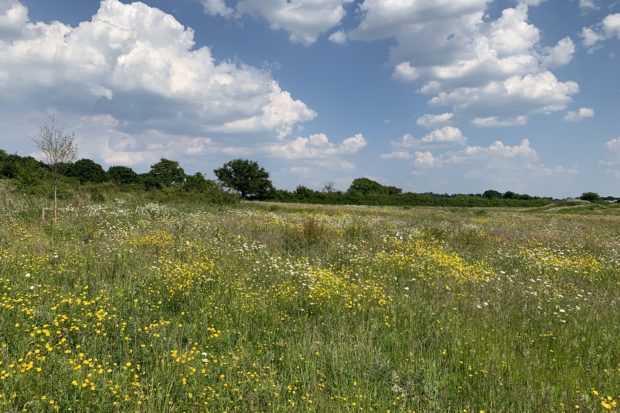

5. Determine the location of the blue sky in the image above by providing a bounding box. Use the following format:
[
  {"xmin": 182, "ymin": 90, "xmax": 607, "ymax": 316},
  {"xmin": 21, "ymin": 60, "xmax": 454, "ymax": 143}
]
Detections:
[{"xmin": 0, "ymin": 0, "xmax": 619, "ymax": 197}]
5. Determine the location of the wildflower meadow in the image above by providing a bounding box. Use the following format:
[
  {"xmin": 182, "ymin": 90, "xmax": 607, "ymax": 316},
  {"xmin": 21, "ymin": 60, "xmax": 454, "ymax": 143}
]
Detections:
[{"xmin": 0, "ymin": 193, "xmax": 619, "ymax": 412}]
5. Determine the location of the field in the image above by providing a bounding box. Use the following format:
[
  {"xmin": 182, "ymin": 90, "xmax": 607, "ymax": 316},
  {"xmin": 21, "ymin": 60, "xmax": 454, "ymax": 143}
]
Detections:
[{"xmin": 0, "ymin": 193, "xmax": 619, "ymax": 412}]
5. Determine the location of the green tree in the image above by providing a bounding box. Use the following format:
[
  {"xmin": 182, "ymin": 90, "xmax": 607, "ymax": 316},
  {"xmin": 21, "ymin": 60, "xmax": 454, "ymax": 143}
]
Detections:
[
  {"xmin": 347, "ymin": 178, "xmax": 401, "ymax": 195},
  {"xmin": 148, "ymin": 158, "xmax": 186, "ymax": 188},
  {"xmin": 14, "ymin": 156, "xmax": 49, "ymax": 191},
  {"xmin": 483, "ymin": 189, "xmax": 502, "ymax": 199},
  {"xmin": 65, "ymin": 159, "xmax": 108, "ymax": 183},
  {"xmin": 294, "ymin": 185, "xmax": 317, "ymax": 198},
  {"xmin": 108, "ymin": 166, "xmax": 139, "ymax": 185},
  {"xmin": 580, "ymin": 192, "xmax": 601, "ymax": 202},
  {"xmin": 214, "ymin": 159, "xmax": 274, "ymax": 199},
  {"xmin": 184, "ymin": 172, "xmax": 210, "ymax": 192}
]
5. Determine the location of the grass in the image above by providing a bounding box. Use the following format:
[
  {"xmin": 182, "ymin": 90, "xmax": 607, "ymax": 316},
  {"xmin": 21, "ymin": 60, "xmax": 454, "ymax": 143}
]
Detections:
[{"xmin": 0, "ymin": 192, "xmax": 619, "ymax": 412}]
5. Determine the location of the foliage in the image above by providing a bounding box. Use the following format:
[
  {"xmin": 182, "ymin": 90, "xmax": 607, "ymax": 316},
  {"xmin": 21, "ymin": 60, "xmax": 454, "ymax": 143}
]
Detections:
[
  {"xmin": 271, "ymin": 189, "xmax": 553, "ymax": 207},
  {"xmin": 348, "ymin": 177, "xmax": 402, "ymax": 195},
  {"xmin": 147, "ymin": 158, "xmax": 186, "ymax": 188},
  {"xmin": 482, "ymin": 189, "xmax": 502, "ymax": 199},
  {"xmin": 580, "ymin": 192, "xmax": 601, "ymax": 202},
  {"xmin": 0, "ymin": 151, "xmax": 47, "ymax": 180},
  {"xmin": 214, "ymin": 159, "xmax": 274, "ymax": 199},
  {"xmin": 107, "ymin": 165, "xmax": 139, "ymax": 185},
  {"xmin": 64, "ymin": 158, "xmax": 108, "ymax": 183}
]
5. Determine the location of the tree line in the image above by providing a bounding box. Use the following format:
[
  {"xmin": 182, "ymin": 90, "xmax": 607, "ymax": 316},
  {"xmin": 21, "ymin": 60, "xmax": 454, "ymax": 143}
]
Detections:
[{"xmin": 4, "ymin": 146, "xmax": 594, "ymax": 207}]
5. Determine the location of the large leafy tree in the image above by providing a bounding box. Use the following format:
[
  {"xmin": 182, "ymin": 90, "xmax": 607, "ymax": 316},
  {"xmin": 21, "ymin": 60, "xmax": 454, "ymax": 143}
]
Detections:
[
  {"xmin": 347, "ymin": 177, "xmax": 401, "ymax": 195},
  {"xmin": 214, "ymin": 159, "xmax": 274, "ymax": 199},
  {"xmin": 580, "ymin": 192, "xmax": 601, "ymax": 202},
  {"xmin": 148, "ymin": 158, "xmax": 186, "ymax": 188},
  {"xmin": 65, "ymin": 159, "xmax": 108, "ymax": 183},
  {"xmin": 108, "ymin": 165, "xmax": 139, "ymax": 185}
]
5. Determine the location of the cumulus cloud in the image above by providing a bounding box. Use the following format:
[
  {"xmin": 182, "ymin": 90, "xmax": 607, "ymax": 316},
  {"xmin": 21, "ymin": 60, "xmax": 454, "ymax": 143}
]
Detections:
[
  {"xmin": 579, "ymin": 0, "xmax": 598, "ymax": 11},
  {"xmin": 381, "ymin": 150, "xmax": 441, "ymax": 168},
  {"xmin": 606, "ymin": 137, "xmax": 620, "ymax": 162},
  {"xmin": 201, "ymin": 0, "xmax": 234, "ymax": 18},
  {"xmin": 267, "ymin": 133, "xmax": 367, "ymax": 159},
  {"xmin": 0, "ymin": 0, "xmax": 315, "ymax": 138},
  {"xmin": 564, "ymin": 107, "xmax": 595, "ymax": 122},
  {"xmin": 380, "ymin": 151, "xmax": 414, "ymax": 160},
  {"xmin": 72, "ymin": 114, "xmax": 252, "ymax": 168},
  {"xmin": 328, "ymin": 30, "xmax": 347, "ymax": 45},
  {"xmin": 236, "ymin": 0, "xmax": 353, "ymax": 45},
  {"xmin": 449, "ymin": 139, "xmax": 537, "ymax": 163},
  {"xmin": 349, "ymin": 2, "xmax": 579, "ymax": 125},
  {"xmin": 412, "ymin": 151, "xmax": 441, "ymax": 168},
  {"xmin": 391, "ymin": 127, "xmax": 466, "ymax": 148},
  {"xmin": 416, "ymin": 113, "xmax": 454, "ymax": 128},
  {"xmin": 0, "ymin": 0, "xmax": 27, "ymax": 38},
  {"xmin": 429, "ymin": 72, "xmax": 579, "ymax": 119},
  {"xmin": 393, "ymin": 62, "xmax": 419, "ymax": 82},
  {"xmin": 543, "ymin": 37, "xmax": 575, "ymax": 68},
  {"xmin": 581, "ymin": 13, "xmax": 620, "ymax": 50},
  {"xmin": 519, "ymin": 0, "xmax": 546, "ymax": 6},
  {"xmin": 382, "ymin": 138, "xmax": 576, "ymax": 176},
  {"xmin": 471, "ymin": 116, "xmax": 528, "ymax": 127}
]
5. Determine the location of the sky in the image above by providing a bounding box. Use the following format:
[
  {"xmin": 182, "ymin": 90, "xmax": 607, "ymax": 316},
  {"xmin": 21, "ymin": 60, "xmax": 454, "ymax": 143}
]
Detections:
[{"xmin": 0, "ymin": 0, "xmax": 619, "ymax": 197}]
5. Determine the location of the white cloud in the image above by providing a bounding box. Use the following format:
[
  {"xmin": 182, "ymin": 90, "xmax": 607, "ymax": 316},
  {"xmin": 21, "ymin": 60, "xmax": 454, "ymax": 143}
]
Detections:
[
  {"xmin": 393, "ymin": 62, "xmax": 419, "ymax": 82},
  {"xmin": 606, "ymin": 137, "xmax": 620, "ymax": 162},
  {"xmin": 380, "ymin": 150, "xmax": 442, "ymax": 168},
  {"xmin": 449, "ymin": 139, "xmax": 577, "ymax": 175},
  {"xmin": 581, "ymin": 13, "xmax": 620, "ymax": 50},
  {"xmin": 328, "ymin": 30, "xmax": 347, "ymax": 45},
  {"xmin": 392, "ymin": 127, "xmax": 466, "ymax": 148},
  {"xmin": 383, "ymin": 138, "xmax": 576, "ymax": 177},
  {"xmin": 564, "ymin": 107, "xmax": 595, "ymax": 122},
  {"xmin": 581, "ymin": 27, "xmax": 604, "ymax": 48},
  {"xmin": 429, "ymin": 72, "xmax": 578, "ymax": 119},
  {"xmin": 543, "ymin": 37, "xmax": 575, "ymax": 68},
  {"xmin": 519, "ymin": 0, "xmax": 545, "ymax": 6},
  {"xmin": 471, "ymin": 116, "xmax": 527, "ymax": 127},
  {"xmin": 0, "ymin": 0, "xmax": 315, "ymax": 137},
  {"xmin": 452, "ymin": 139, "xmax": 537, "ymax": 162},
  {"xmin": 412, "ymin": 151, "xmax": 441, "ymax": 168},
  {"xmin": 201, "ymin": 0, "xmax": 234, "ymax": 18},
  {"xmin": 349, "ymin": 2, "xmax": 579, "ymax": 125},
  {"xmin": 267, "ymin": 133, "xmax": 367, "ymax": 159},
  {"xmin": 73, "ymin": 114, "xmax": 252, "ymax": 168},
  {"xmin": 380, "ymin": 151, "xmax": 414, "ymax": 160},
  {"xmin": 0, "ymin": 0, "xmax": 27, "ymax": 38},
  {"xmin": 236, "ymin": 0, "xmax": 353, "ymax": 45},
  {"xmin": 213, "ymin": 82, "xmax": 316, "ymax": 138},
  {"xmin": 579, "ymin": 0, "xmax": 598, "ymax": 11},
  {"xmin": 416, "ymin": 113, "xmax": 454, "ymax": 128},
  {"xmin": 350, "ymin": 0, "xmax": 490, "ymax": 41}
]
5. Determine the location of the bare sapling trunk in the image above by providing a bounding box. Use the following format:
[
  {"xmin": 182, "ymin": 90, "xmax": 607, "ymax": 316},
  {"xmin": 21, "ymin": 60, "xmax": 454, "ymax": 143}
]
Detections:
[{"xmin": 32, "ymin": 118, "xmax": 78, "ymax": 222}]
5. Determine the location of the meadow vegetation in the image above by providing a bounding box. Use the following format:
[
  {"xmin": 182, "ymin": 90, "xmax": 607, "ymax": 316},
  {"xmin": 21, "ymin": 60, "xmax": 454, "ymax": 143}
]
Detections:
[{"xmin": 0, "ymin": 190, "xmax": 619, "ymax": 412}]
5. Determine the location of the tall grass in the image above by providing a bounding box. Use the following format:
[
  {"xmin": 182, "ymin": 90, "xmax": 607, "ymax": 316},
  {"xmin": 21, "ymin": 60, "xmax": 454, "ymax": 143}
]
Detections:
[{"xmin": 0, "ymin": 195, "xmax": 618, "ymax": 412}]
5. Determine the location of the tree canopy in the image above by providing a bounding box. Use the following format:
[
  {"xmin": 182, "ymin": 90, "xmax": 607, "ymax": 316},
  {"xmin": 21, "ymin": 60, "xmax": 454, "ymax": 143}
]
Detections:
[
  {"xmin": 147, "ymin": 158, "xmax": 186, "ymax": 188},
  {"xmin": 348, "ymin": 178, "xmax": 401, "ymax": 195},
  {"xmin": 108, "ymin": 165, "xmax": 139, "ymax": 185},
  {"xmin": 65, "ymin": 158, "xmax": 108, "ymax": 183},
  {"xmin": 214, "ymin": 159, "xmax": 274, "ymax": 199},
  {"xmin": 580, "ymin": 192, "xmax": 601, "ymax": 202}
]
